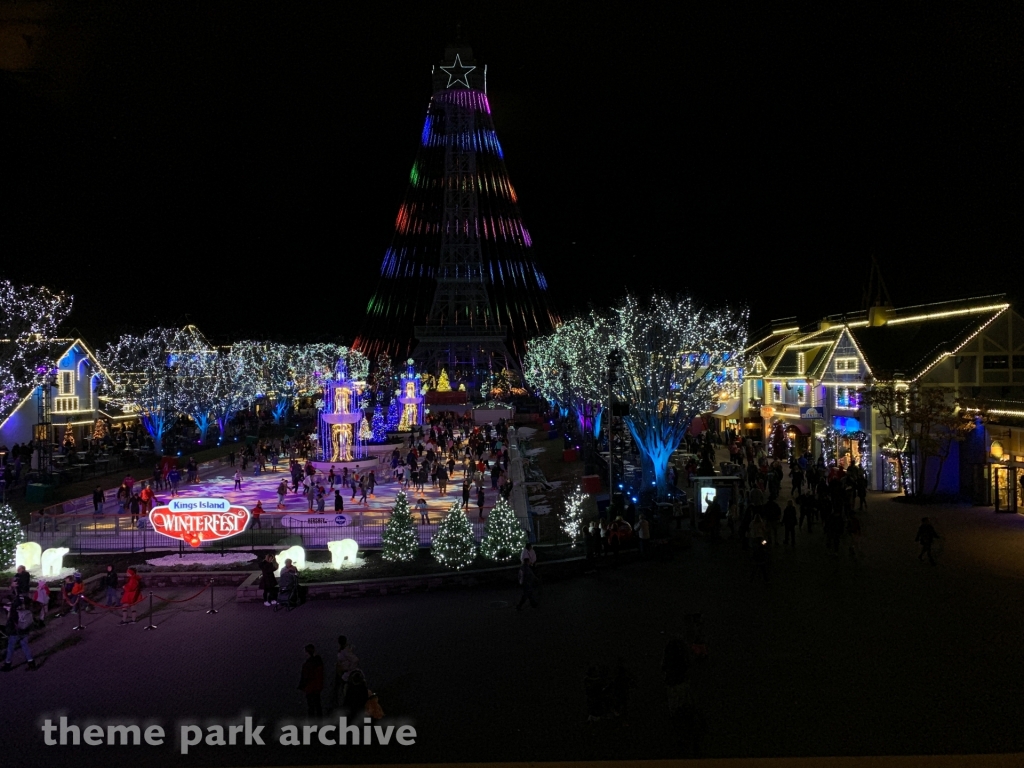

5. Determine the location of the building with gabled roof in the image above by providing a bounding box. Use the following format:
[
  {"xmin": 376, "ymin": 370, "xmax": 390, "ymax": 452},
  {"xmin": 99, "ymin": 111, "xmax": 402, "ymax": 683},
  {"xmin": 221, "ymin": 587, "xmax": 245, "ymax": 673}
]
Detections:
[{"xmin": 726, "ymin": 295, "xmax": 1024, "ymax": 504}]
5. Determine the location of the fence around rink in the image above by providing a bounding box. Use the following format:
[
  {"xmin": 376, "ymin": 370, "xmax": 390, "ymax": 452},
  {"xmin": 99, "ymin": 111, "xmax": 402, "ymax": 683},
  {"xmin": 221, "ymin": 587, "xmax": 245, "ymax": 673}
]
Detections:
[{"xmin": 23, "ymin": 512, "xmax": 487, "ymax": 554}]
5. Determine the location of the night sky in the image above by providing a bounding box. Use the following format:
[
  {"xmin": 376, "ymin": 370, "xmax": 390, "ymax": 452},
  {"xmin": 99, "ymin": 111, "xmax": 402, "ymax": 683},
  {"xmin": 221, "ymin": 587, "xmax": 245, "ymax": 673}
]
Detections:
[{"xmin": 2, "ymin": 2, "xmax": 1021, "ymax": 345}]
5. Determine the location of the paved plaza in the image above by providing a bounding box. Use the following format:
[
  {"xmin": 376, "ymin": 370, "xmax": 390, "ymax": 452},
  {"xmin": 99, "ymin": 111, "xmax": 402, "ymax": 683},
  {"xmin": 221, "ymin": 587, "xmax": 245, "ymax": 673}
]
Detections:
[{"xmin": 4, "ymin": 492, "xmax": 1024, "ymax": 767}]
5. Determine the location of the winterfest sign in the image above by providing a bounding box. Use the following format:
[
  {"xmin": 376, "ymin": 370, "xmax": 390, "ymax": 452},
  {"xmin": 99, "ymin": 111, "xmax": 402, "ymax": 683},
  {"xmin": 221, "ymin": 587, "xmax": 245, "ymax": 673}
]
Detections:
[{"xmin": 149, "ymin": 498, "xmax": 250, "ymax": 547}]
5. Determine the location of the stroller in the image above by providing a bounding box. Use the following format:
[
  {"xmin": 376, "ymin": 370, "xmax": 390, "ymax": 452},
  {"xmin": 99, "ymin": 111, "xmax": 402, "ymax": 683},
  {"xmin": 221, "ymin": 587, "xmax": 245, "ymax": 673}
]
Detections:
[
  {"xmin": 684, "ymin": 612, "xmax": 708, "ymax": 662},
  {"xmin": 275, "ymin": 570, "xmax": 300, "ymax": 612}
]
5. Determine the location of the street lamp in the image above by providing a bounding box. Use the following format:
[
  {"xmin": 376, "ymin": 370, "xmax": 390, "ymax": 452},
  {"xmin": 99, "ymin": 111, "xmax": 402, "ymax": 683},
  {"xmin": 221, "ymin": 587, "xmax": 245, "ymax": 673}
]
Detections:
[{"xmin": 606, "ymin": 350, "xmax": 623, "ymax": 511}]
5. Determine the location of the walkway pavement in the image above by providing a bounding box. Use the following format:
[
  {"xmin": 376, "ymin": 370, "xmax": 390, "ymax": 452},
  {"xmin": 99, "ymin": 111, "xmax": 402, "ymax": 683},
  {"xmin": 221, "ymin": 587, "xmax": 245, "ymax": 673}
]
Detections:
[{"xmin": 3, "ymin": 492, "xmax": 1024, "ymax": 767}]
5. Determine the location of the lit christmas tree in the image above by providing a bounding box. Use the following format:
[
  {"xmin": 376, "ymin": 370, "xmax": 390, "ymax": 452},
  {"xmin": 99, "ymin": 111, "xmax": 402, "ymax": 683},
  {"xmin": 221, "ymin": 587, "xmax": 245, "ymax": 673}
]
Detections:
[
  {"xmin": 62, "ymin": 423, "xmax": 75, "ymax": 449},
  {"xmin": 382, "ymin": 491, "xmax": 419, "ymax": 562},
  {"xmin": 92, "ymin": 418, "xmax": 109, "ymax": 442},
  {"xmin": 359, "ymin": 414, "xmax": 372, "ymax": 441},
  {"xmin": 371, "ymin": 400, "xmax": 387, "ymax": 443},
  {"xmin": 431, "ymin": 500, "xmax": 476, "ymax": 569},
  {"xmin": 560, "ymin": 484, "xmax": 589, "ymax": 547},
  {"xmin": 385, "ymin": 396, "xmax": 401, "ymax": 432},
  {"xmin": 436, "ymin": 368, "xmax": 452, "ymax": 392},
  {"xmin": 0, "ymin": 503, "xmax": 25, "ymax": 571},
  {"xmin": 480, "ymin": 496, "xmax": 526, "ymax": 561}
]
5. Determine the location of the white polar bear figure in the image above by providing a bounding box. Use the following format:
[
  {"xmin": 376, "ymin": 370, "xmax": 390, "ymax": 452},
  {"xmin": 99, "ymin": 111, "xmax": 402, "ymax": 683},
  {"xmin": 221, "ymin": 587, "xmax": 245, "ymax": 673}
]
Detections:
[
  {"xmin": 15, "ymin": 542, "xmax": 42, "ymax": 571},
  {"xmin": 328, "ymin": 539, "xmax": 359, "ymax": 568},
  {"xmin": 274, "ymin": 545, "xmax": 306, "ymax": 577},
  {"xmin": 40, "ymin": 547, "xmax": 70, "ymax": 578}
]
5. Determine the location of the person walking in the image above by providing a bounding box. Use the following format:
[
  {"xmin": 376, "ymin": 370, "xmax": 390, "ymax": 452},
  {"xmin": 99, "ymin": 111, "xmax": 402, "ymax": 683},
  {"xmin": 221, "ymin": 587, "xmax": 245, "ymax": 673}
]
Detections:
[
  {"xmin": 366, "ymin": 470, "xmax": 376, "ymax": 499},
  {"xmin": 782, "ymin": 500, "xmax": 797, "ymax": 546},
  {"xmin": 358, "ymin": 477, "xmax": 368, "ymax": 506},
  {"xmin": 34, "ymin": 578, "xmax": 50, "ymax": 625},
  {"xmin": 331, "ymin": 636, "xmax": 359, "ymax": 711},
  {"xmin": 342, "ymin": 669, "xmax": 370, "ymax": 721},
  {"xmin": 1, "ymin": 594, "xmax": 37, "ymax": 671},
  {"xmin": 277, "ymin": 480, "xmax": 288, "ymax": 510},
  {"xmin": 92, "ymin": 486, "xmax": 105, "ymax": 514},
  {"xmin": 416, "ymin": 497, "xmax": 430, "ymax": 524},
  {"xmin": 516, "ymin": 556, "xmax": 539, "ymax": 610},
  {"xmin": 334, "ymin": 490, "xmax": 344, "ymax": 513},
  {"xmin": 251, "ymin": 500, "xmax": 264, "ymax": 529},
  {"xmin": 119, "ymin": 567, "xmax": 144, "ymax": 625},
  {"xmin": 915, "ymin": 517, "xmax": 940, "ymax": 566},
  {"xmin": 103, "ymin": 565, "xmax": 119, "ymax": 606},
  {"xmin": 298, "ymin": 644, "xmax": 325, "ymax": 717},
  {"xmin": 233, "ymin": 469, "xmax": 242, "ymax": 491},
  {"xmin": 476, "ymin": 485, "xmax": 486, "ymax": 520},
  {"xmin": 168, "ymin": 466, "xmax": 181, "ymax": 496},
  {"xmin": 634, "ymin": 514, "xmax": 651, "ymax": 558}
]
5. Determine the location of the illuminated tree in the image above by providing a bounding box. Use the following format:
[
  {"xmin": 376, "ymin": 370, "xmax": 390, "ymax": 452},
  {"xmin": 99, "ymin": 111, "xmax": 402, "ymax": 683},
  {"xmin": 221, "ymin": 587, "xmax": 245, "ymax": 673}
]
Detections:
[
  {"xmin": 168, "ymin": 326, "xmax": 218, "ymax": 443},
  {"xmin": 385, "ymin": 396, "xmax": 401, "ymax": 432},
  {"xmin": 611, "ymin": 295, "xmax": 746, "ymax": 497},
  {"xmin": 529, "ymin": 295, "xmax": 746, "ymax": 497},
  {"xmin": 209, "ymin": 347, "xmax": 258, "ymax": 439},
  {"xmin": 359, "ymin": 414, "xmax": 372, "ymax": 441},
  {"xmin": 370, "ymin": 400, "xmax": 387, "ymax": 443},
  {"xmin": 480, "ymin": 496, "xmax": 526, "ymax": 561},
  {"xmin": 431, "ymin": 500, "xmax": 476, "ymax": 569},
  {"xmin": 381, "ymin": 491, "xmax": 419, "ymax": 562},
  {"xmin": 100, "ymin": 328, "xmax": 181, "ymax": 454},
  {"xmin": 0, "ymin": 503, "xmax": 25, "ymax": 571},
  {"xmin": 560, "ymin": 484, "xmax": 589, "ymax": 547},
  {"xmin": 436, "ymin": 368, "xmax": 452, "ymax": 392},
  {"xmin": 231, "ymin": 341, "xmax": 293, "ymax": 423},
  {"xmin": 0, "ymin": 280, "xmax": 73, "ymax": 426}
]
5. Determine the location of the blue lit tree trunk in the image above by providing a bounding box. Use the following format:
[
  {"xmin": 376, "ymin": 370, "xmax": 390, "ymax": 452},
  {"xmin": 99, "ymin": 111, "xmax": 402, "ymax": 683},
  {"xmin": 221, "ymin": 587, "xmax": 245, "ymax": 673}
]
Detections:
[
  {"xmin": 611, "ymin": 295, "xmax": 747, "ymax": 500},
  {"xmin": 140, "ymin": 410, "xmax": 172, "ymax": 455}
]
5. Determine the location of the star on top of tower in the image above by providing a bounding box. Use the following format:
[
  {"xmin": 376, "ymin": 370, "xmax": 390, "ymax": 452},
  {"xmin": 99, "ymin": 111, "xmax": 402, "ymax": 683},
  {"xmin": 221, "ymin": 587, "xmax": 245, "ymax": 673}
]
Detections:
[{"xmin": 439, "ymin": 53, "xmax": 475, "ymax": 89}]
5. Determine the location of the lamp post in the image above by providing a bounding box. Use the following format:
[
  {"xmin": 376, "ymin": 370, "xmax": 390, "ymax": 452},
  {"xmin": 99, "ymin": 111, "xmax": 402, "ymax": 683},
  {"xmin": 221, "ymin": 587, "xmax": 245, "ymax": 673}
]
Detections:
[{"xmin": 606, "ymin": 350, "xmax": 622, "ymax": 513}]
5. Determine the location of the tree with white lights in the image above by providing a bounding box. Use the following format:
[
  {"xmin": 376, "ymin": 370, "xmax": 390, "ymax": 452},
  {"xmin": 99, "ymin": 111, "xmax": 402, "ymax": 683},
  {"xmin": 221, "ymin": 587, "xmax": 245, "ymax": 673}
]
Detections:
[
  {"xmin": 0, "ymin": 280, "xmax": 73, "ymax": 426},
  {"xmin": 431, "ymin": 500, "xmax": 476, "ymax": 569},
  {"xmin": 168, "ymin": 326, "xmax": 219, "ymax": 444},
  {"xmin": 230, "ymin": 341, "xmax": 293, "ymax": 423},
  {"xmin": 0, "ymin": 503, "xmax": 25, "ymax": 571},
  {"xmin": 101, "ymin": 328, "xmax": 181, "ymax": 455},
  {"xmin": 381, "ymin": 491, "xmax": 418, "ymax": 562},
  {"xmin": 208, "ymin": 347, "xmax": 257, "ymax": 439},
  {"xmin": 480, "ymin": 495, "xmax": 527, "ymax": 561},
  {"xmin": 560, "ymin": 484, "xmax": 589, "ymax": 547},
  {"xmin": 611, "ymin": 294, "xmax": 746, "ymax": 496}
]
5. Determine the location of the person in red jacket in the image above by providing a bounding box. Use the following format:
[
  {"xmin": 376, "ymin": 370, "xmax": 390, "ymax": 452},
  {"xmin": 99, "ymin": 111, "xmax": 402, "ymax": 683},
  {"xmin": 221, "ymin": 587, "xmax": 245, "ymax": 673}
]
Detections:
[
  {"xmin": 120, "ymin": 568, "xmax": 144, "ymax": 625},
  {"xmin": 298, "ymin": 644, "xmax": 324, "ymax": 717}
]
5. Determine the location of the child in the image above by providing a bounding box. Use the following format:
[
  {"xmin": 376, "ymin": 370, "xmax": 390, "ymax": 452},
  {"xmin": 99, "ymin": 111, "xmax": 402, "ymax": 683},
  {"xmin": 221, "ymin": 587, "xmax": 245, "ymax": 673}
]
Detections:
[
  {"xmin": 120, "ymin": 567, "xmax": 144, "ymax": 625},
  {"xmin": 416, "ymin": 497, "xmax": 429, "ymax": 524},
  {"xmin": 34, "ymin": 579, "xmax": 50, "ymax": 625}
]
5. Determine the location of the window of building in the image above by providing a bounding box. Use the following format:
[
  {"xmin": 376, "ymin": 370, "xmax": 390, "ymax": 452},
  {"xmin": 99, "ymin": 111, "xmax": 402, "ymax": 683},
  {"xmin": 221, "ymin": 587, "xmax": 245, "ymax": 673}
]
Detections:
[
  {"xmin": 834, "ymin": 357, "xmax": 859, "ymax": 373},
  {"xmin": 797, "ymin": 352, "xmax": 805, "ymax": 375},
  {"xmin": 984, "ymin": 356, "xmax": 1009, "ymax": 369},
  {"xmin": 59, "ymin": 371, "xmax": 74, "ymax": 395},
  {"xmin": 772, "ymin": 382, "xmax": 782, "ymax": 403},
  {"xmin": 795, "ymin": 384, "xmax": 806, "ymax": 404},
  {"xmin": 836, "ymin": 387, "xmax": 860, "ymax": 409}
]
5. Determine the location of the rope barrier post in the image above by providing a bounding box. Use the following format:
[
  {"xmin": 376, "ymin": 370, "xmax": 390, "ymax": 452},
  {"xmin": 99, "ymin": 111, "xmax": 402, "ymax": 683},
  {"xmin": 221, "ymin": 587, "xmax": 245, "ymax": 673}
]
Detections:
[
  {"xmin": 72, "ymin": 599, "xmax": 86, "ymax": 631},
  {"xmin": 143, "ymin": 591, "xmax": 157, "ymax": 631},
  {"xmin": 206, "ymin": 579, "xmax": 217, "ymax": 615}
]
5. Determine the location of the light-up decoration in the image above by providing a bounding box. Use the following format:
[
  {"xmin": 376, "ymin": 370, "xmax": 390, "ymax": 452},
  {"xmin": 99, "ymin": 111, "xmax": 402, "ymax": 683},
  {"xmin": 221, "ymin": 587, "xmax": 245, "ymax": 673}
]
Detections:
[
  {"xmin": 439, "ymin": 53, "xmax": 475, "ymax": 89},
  {"xmin": 397, "ymin": 359, "xmax": 424, "ymax": 431},
  {"xmin": 319, "ymin": 358, "xmax": 368, "ymax": 462},
  {"xmin": 40, "ymin": 547, "xmax": 69, "ymax": 577},
  {"xmin": 15, "ymin": 542, "xmax": 42, "ymax": 571},
  {"xmin": 274, "ymin": 545, "xmax": 306, "ymax": 577},
  {"xmin": 990, "ymin": 440, "xmax": 1004, "ymax": 459},
  {"xmin": 327, "ymin": 539, "xmax": 359, "ymax": 568},
  {"xmin": 149, "ymin": 498, "xmax": 250, "ymax": 548}
]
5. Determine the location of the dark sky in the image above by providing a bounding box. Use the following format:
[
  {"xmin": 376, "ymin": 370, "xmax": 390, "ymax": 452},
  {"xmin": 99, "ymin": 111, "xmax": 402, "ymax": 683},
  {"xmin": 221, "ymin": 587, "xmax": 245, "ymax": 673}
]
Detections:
[{"xmin": 2, "ymin": 1, "xmax": 1021, "ymax": 345}]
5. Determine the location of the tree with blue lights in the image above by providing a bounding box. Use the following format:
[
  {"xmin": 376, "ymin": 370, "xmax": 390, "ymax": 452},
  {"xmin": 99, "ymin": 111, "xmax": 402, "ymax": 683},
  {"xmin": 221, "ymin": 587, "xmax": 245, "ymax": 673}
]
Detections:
[
  {"xmin": 528, "ymin": 295, "xmax": 746, "ymax": 498},
  {"xmin": 101, "ymin": 328, "xmax": 182, "ymax": 455},
  {"xmin": 371, "ymin": 399, "xmax": 387, "ymax": 443},
  {"xmin": 611, "ymin": 295, "xmax": 746, "ymax": 497}
]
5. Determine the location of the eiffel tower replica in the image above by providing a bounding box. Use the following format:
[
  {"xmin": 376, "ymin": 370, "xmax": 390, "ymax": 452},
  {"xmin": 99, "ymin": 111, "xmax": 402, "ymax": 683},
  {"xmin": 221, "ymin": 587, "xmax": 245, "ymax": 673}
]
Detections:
[{"xmin": 357, "ymin": 45, "xmax": 557, "ymax": 375}]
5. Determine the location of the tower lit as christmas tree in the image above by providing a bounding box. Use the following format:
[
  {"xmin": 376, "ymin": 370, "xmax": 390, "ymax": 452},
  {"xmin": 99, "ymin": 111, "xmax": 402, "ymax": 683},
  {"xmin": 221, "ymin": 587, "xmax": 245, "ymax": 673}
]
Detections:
[
  {"xmin": 382, "ymin": 492, "xmax": 419, "ymax": 562},
  {"xmin": 357, "ymin": 46, "xmax": 558, "ymax": 374}
]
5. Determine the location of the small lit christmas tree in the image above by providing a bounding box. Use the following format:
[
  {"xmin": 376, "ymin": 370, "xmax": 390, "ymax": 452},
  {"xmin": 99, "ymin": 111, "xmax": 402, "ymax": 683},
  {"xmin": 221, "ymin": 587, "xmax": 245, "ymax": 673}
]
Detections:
[
  {"xmin": 63, "ymin": 423, "xmax": 75, "ymax": 448},
  {"xmin": 92, "ymin": 418, "xmax": 109, "ymax": 442},
  {"xmin": 561, "ymin": 484, "xmax": 589, "ymax": 547},
  {"xmin": 431, "ymin": 500, "xmax": 476, "ymax": 569},
  {"xmin": 436, "ymin": 368, "xmax": 452, "ymax": 392},
  {"xmin": 480, "ymin": 496, "xmax": 526, "ymax": 561},
  {"xmin": 385, "ymin": 396, "xmax": 401, "ymax": 432},
  {"xmin": 0, "ymin": 503, "xmax": 25, "ymax": 571},
  {"xmin": 382, "ymin": 491, "xmax": 418, "ymax": 562},
  {"xmin": 359, "ymin": 414, "xmax": 372, "ymax": 441},
  {"xmin": 371, "ymin": 401, "xmax": 387, "ymax": 443}
]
